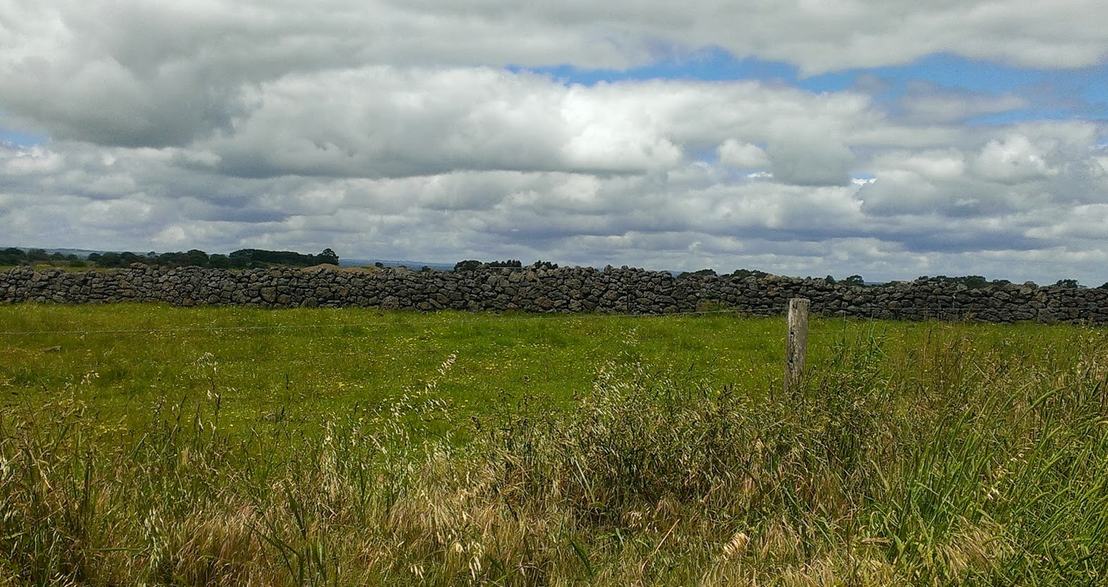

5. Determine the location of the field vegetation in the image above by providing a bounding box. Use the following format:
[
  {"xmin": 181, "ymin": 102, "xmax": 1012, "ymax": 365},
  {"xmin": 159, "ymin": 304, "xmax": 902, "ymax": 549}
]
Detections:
[{"xmin": 1, "ymin": 304, "xmax": 1107, "ymax": 585}]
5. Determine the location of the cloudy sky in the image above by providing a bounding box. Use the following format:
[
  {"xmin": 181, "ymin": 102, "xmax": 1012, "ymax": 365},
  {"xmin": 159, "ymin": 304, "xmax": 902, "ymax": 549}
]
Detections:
[{"xmin": 2, "ymin": 0, "xmax": 1107, "ymax": 284}]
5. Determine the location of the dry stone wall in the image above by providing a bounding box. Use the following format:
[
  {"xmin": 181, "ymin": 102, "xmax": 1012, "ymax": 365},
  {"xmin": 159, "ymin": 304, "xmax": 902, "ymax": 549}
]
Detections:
[{"xmin": 1, "ymin": 265, "xmax": 1106, "ymax": 324}]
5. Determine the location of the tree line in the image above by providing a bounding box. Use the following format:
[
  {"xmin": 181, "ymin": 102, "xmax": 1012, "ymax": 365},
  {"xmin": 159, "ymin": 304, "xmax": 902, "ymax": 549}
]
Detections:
[
  {"xmin": 1, "ymin": 247, "xmax": 339, "ymax": 269},
  {"xmin": 4, "ymin": 248, "xmax": 1104, "ymax": 288},
  {"xmin": 453, "ymin": 259, "xmax": 559, "ymax": 272}
]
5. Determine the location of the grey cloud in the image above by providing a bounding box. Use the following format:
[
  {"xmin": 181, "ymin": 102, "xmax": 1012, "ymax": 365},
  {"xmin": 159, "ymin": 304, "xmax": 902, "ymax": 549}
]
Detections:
[
  {"xmin": 885, "ymin": 223, "xmax": 1046, "ymax": 255},
  {"xmin": 857, "ymin": 123, "xmax": 1108, "ymax": 220},
  {"xmin": 1, "ymin": 33, "xmax": 1107, "ymax": 287},
  {"xmin": 175, "ymin": 69, "xmax": 877, "ymax": 180},
  {"xmin": 206, "ymin": 68, "xmax": 572, "ymax": 178},
  {"xmin": 386, "ymin": 0, "xmax": 1108, "ymax": 73},
  {"xmin": 1026, "ymin": 205, "xmax": 1108, "ymax": 241},
  {"xmin": 6, "ymin": 0, "xmax": 1108, "ymax": 150},
  {"xmin": 767, "ymin": 140, "xmax": 854, "ymax": 187},
  {"xmin": 6, "ymin": 112, "xmax": 1104, "ymax": 283},
  {"xmin": 899, "ymin": 84, "xmax": 1030, "ymax": 124}
]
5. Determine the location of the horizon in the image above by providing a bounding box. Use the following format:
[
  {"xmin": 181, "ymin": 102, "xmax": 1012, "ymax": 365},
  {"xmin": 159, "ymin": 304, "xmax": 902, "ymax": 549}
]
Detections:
[
  {"xmin": 3, "ymin": 1, "xmax": 1107, "ymax": 286},
  {"xmin": 5, "ymin": 243, "xmax": 1101, "ymax": 287}
]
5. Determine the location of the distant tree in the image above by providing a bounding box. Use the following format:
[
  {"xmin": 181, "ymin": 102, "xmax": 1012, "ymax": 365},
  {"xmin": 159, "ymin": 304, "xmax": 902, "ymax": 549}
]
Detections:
[
  {"xmin": 178, "ymin": 249, "xmax": 208, "ymax": 267},
  {"xmin": 0, "ymin": 247, "xmax": 26, "ymax": 265},
  {"xmin": 315, "ymin": 248, "xmax": 340, "ymax": 265},
  {"xmin": 486, "ymin": 260, "xmax": 522, "ymax": 268},
  {"xmin": 97, "ymin": 252, "xmax": 123, "ymax": 267},
  {"xmin": 959, "ymin": 275, "xmax": 989, "ymax": 289},
  {"xmin": 843, "ymin": 275, "xmax": 865, "ymax": 286},
  {"xmin": 1054, "ymin": 279, "xmax": 1081, "ymax": 288},
  {"xmin": 732, "ymin": 269, "xmax": 768, "ymax": 279},
  {"xmin": 531, "ymin": 260, "xmax": 559, "ymax": 270},
  {"xmin": 153, "ymin": 251, "xmax": 182, "ymax": 266},
  {"xmin": 230, "ymin": 254, "xmax": 251, "ymax": 269},
  {"xmin": 824, "ymin": 275, "xmax": 836, "ymax": 284},
  {"xmin": 27, "ymin": 248, "xmax": 49, "ymax": 262},
  {"xmin": 454, "ymin": 260, "xmax": 482, "ymax": 272},
  {"xmin": 229, "ymin": 248, "xmax": 324, "ymax": 267},
  {"xmin": 209, "ymin": 254, "xmax": 230, "ymax": 268},
  {"xmin": 678, "ymin": 268, "xmax": 717, "ymax": 278}
]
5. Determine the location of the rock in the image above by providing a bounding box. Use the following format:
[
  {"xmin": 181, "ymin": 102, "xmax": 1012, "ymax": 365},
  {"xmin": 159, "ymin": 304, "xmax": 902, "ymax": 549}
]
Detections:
[{"xmin": 1, "ymin": 266, "xmax": 1105, "ymax": 324}]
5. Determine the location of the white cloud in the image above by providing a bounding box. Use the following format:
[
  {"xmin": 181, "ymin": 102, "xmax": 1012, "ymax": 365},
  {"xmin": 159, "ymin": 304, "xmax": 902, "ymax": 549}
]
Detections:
[
  {"xmin": 158, "ymin": 68, "xmax": 875, "ymax": 182},
  {"xmin": 718, "ymin": 140, "xmax": 769, "ymax": 169},
  {"xmin": 2, "ymin": 90, "xmax": 1107, "ymax": 283},
  {"xmin": 973, "ymin": 135, "xmax": 1059, "ymax": 183},
  {"xmin": 2, "ymin": 0, "xmax": 1108, "ymax": 285},
  {"xmin": 6, "ymin": 0, "xmax": 1108, "ymax": 146}
]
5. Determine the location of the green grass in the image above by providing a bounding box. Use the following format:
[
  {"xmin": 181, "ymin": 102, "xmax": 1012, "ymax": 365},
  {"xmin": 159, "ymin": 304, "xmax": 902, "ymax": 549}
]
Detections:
[
  {"xmin": 0, "ymin": 305, "xmax": 786, "ymax": 440},
  {"xmin": 1, "ymin": 304, "xmax": 1107, "ymax": 585}
]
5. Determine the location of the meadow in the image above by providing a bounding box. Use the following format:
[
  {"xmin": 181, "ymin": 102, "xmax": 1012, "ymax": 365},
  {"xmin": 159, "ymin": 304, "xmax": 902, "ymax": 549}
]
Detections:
[{"xmin": 1, "ymin": 304, "xmax": 1107, "ymax": 585}]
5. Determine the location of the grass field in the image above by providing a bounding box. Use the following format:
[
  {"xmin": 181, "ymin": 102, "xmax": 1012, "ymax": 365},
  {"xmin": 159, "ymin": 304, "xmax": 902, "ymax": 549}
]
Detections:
[{"xmin": 2, "ymin": 304, "xmax": 1107, "ymax": 585}]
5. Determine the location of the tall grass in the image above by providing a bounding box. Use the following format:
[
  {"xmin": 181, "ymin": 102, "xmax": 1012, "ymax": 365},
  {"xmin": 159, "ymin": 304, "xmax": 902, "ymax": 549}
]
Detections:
[{"xmin": 2, "ymin": 314, "xmax": 1107, "ymax": 585}]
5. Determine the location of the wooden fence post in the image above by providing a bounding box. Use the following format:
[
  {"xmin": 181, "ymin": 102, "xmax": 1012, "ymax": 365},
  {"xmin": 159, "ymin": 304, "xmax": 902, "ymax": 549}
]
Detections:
[{"xmin": 785, "ymin": 298, "xmax": 810, "ymax": 395}]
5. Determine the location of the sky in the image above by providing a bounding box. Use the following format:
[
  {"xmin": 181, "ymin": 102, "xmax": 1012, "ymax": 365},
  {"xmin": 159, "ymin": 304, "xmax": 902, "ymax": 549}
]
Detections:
[{"xmin": 2, "ymin": 0, "xmax": 1108, "ymax": 285}]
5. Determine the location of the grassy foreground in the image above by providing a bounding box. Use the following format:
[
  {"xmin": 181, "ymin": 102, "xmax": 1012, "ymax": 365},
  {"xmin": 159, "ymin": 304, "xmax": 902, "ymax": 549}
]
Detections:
[{"xmin": 2, "ymin": 305, "xmax": 1107, "ymax": 585}]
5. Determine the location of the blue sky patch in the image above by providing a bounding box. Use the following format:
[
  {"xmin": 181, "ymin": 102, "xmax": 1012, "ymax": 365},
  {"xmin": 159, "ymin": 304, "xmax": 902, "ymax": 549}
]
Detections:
[
  {"xmin": 0, "ymin": 126, "xmax": 47, "ymax": 148},
  {"xmin": 513, "ymin": 51, "xmax": 1106, "ymax": 127}
]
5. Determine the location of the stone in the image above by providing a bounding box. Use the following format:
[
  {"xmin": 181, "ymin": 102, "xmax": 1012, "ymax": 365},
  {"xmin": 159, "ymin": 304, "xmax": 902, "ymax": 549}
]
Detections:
[{"xmin": 0, "ymin": 266, "xmax": 1105, "ymax": 324}]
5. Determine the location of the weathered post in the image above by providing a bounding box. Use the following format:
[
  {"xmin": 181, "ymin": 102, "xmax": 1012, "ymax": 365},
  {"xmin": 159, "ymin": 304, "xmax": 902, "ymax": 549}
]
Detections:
[{"xmin": 785, "ymin": 298, "xmax": 810, "ymax": 395}]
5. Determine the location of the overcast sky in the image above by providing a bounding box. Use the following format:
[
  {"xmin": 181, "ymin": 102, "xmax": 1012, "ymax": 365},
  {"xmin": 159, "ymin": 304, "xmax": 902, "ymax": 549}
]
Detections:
[{"xmin": 2, "ymin": 0, "xmax": 1107, "ymax": 284}]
